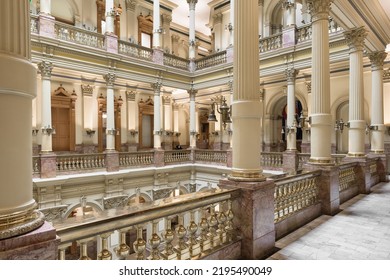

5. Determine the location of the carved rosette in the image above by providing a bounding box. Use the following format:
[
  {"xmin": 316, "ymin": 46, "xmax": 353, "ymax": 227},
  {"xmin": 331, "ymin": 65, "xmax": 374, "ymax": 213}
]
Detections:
[
  {"xmin": 344, "ymin": 27, "xmax": 367, "ymax": 52},
  {"xmin": 103, "ymin": 73, "xmax": 116, "ymax": 88},
  {"xmin": 285, "ymin": 68, "xmax": 299, "ymax": 84},
  {"xmin": 369, "ymin": 51, "xmax": 387, "ymax": 71},
  {"xmin": 307, "ymin": 0, "xmax": 332, "ymax": 22},
  {"xmin": 37, "ymin": 61, "xmax": 53, "ymax": 79},
  {"xmin": 187, "ymin": 0, "xmax": 198, "ymax": 11}
]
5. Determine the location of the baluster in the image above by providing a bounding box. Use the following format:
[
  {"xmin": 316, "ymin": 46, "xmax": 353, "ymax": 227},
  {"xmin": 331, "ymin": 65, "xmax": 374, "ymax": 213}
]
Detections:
[
  {"xmin": 133, "ymin": 225, "xmax": 146, "ymax": 260},
  {"xmin": 174, "ymin": 214, "xmax": 190, "ymax": 260},
  {"xmin": 216, "ymin": 203, "xmax": 227, "ymax": 244},
  {"xmin": 148, "ymin": 220, "xmax": 161, "ymax": 260},
  {"xmin": 161, "ymin": 217, "xmax": 176, "ymax": 260},
  {"xmin": 78, "ymin": 239, "xmax": 92, "ymax": 260},
  {"xmin": 115, "ymin": 228, "xmax": 131, "ymax": 259},
  {"xmin": 58, "ymin": 245, "xmax": 67, "ymax": 260},
  {"xmin": 208, "ymin": 205, "xmax": 219, "ymax": 248},
  {"xmin": 97, "ymin": 232, "xmax": 113, "ymax": 260},
  {"xmin": 187, "ymin": 210, "xmax": 200, "ymax": 258},
  {"xmin": 198, "ymin": 208, "xmax": 211, "ymax": 253},
  {"xmin": 225, "ymin": 200, "xmax": 235, "ymax": 242}
]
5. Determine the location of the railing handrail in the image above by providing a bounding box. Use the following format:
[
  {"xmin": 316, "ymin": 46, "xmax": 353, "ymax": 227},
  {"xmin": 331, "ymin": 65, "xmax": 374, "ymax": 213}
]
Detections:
[
  {"xmin": 54, "ymin": 21, "xmax": 105, "ymax": 40},
  {"xmin": 54, "ymin": 188, "xmax": 235, "ymax": 245},
  {"xmin": 273, "ymin": 170, "xmax": 321, "ymax": 184},
  {"xmin": 118, "ymin": 40, "xmax": 154, "ymax": 53},
  {"xmin": 195, "ymin": 50, "xmax": 227, "ymax": 63}
]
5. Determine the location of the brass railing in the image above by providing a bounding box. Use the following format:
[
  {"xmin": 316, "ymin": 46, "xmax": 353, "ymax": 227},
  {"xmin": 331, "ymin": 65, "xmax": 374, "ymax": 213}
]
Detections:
[
  {"xmin": 338, "ymin": 163, "xmax": 357, "ymax": 192},
  {"xmin": 261, "ymin": 152, "xmax": 283, "ymax": 168},
  {"xmin": 54, "ymin": 189, "xmax": 237, "ymax": 260},
  {"xmin": 274, "ymin": 171, "xmax": 321, "ymax": 223}
]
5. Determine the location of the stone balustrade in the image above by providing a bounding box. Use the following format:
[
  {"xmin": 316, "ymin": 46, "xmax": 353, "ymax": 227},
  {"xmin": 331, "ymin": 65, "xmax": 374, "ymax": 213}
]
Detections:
[
  {"xmin": 54, "ymin": 189, "xmax": 239, "ymax": 260},
  {"xmin": 54, "ymin": 22, "xmax": 105, "ymax": 49},
  {"xmin": 195, "ymin": 150, "xmax": 227, "ymax": 164},
  {"xmin": 259, "ymin": 33, "xmax": 282, "ymax": 53},
  {"xmin": 164, "ymin": 150, "xmax": 191, "ymax": 164},
  {"xmin": 195, "ymin": 51, "xmax": 227, "ymax": 70},
  {"xmin": 163, "ymin": 53, "xmax": 190, "ymax": 70},
  {"xmin": 118, "ymin": 41, "xmax": 153, "ymax": 61},
  {"xmin": 119, "ymin": 151, "xmax": 154, "ymax": 167},
  {"xmin": 261, "ymin": 152, "xmax": 284, "ymax": 169},
  {"xmin": 56, "ymin": 153, "xmax": 105, "ymax": 173}
]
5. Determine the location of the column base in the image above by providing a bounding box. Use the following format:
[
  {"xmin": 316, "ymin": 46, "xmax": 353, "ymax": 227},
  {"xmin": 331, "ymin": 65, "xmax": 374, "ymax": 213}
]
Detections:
[
  {"xmin": 228, "ymin": 169, "xmax": 266, "ymax": 182},
  {"xmin": 283, "ymin": 150, "xmax": 298, "ymax": 174},
  {"xmin": 40, "ymin": 152, "xmax": 57, "ymax": 178}
]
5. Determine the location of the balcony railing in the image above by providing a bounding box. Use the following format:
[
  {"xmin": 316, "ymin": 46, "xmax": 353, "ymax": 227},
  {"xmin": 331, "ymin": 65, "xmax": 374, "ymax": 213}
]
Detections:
[
  {"xmin": 261, "ymin": 152, "xmax": 283, "ymax": 169},
  {"xmin": 195, "ymin": 150, "xmax": 227, "ymax": 164},
  {"xmin": 259, "ymin": 33, "xmax": 283, "ymax": 53},
  {"xmin": 54, "ymin": 188, "xmax": 238, "ymax": 260},
  {"xmin": 163, "ymin": 53, "xmax": 190, "ymax": 70},
  {"xmin": 54, "ymin": 22, "xmax": 105, "ymax": 49},
  {"xmin": 119, "ymin": 151, "xmax": 154, "ymax": 167},
  {"xmin": 164, "ymin": 150, "xmax": 191, "ymax": 164},
  {"xmin": 118, "ymin": 41, "xmax": 153, "ymax": 62},
  {"xmin": 56, "ymin": 153, "xmax": 105, "ymax": 172},
  {"xmin": 195, "ymin": 51, "xmax": 227, "ymax": 70}
]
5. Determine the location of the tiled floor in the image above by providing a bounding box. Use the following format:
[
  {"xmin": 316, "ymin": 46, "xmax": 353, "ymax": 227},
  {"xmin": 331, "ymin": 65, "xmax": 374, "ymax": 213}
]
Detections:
[{"xmin": 267, "ymin": 182, "xmax": 390, "ymax": 260}]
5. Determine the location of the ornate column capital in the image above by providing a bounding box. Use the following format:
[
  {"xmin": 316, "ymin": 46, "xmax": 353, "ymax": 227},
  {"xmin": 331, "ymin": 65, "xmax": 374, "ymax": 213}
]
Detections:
[
  {"xmin": 307, "ymin": 0, "xmax": 332, "ymax": 21},
  {"xmin": 369, "ymin": 51, "xmax": 387, "ymax": 71},
  {"xmin": 162, "ymin": 95, "xmax": 172, "ymax": 105},
  {"xmin": 151, "ymin": 82, "xmax": 162, "ymax": 95},
  {"xmin": 305, "ymin": 81, "xmax": 312, "ymax": 93},
  {"xmin": 126, "ymin": 90, "xmax": 137, "ymax": 101},
  {"xmin": 81, "ymin": 84, "xmax": 94, "ymax": 96},
  {"xmin": 125, "ymin": 0, "xmax": 137, "ymax": 12},
  {"xmin": 187, "ymin": 0, "xmax": 198, "ymax": 10},
  {"xmin": 285, "ymin": 68, "xmax": 299, "ymax": 84},
  {"xmin": 282, "ymin": 1, "xmax": 295, "ymax": 10},
  {"xmin": 161, "ymin": 14, "xmax": 172, "ymax": 25},
  {"xmin": 103, "ymin": 73, "xmax": 116, "ymax": 87},
  {"xmin": 258, "ymin": 0, "xmax": 264, "ymax": 7},
  {"xmin": 188, "ymin": 89, "xmax": 197, "ymax": 100},
  {"xmin": 172, "ymin": 34, "xmax": 180, "ymax": 42},
  {"xmin": 37, "ymin": 61, "xmax": 53, "ymax": 78},
  {"xmin": 344, "ymin": 27, "xmax": 367, "ymax": 52},
  {"xmin": 213, "ymin": 13, "xmax": 223, "ymax": 24},
  {"xmin": 384, "ymin": 68, "xmax": 390, "ymax": 82}
]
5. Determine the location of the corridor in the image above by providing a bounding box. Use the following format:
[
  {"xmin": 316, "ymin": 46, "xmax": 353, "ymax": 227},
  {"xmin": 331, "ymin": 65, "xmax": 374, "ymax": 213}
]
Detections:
[{"xmin": 268, "ymin": 181, "xmax": 390, "ymax": 260}]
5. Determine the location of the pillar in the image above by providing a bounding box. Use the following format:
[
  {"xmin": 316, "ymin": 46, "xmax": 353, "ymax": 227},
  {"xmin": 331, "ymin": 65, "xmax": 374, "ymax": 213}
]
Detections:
[
  {"xmin": 344, "ymin": 27, "xmax": 367, "ymax": 157},
  {"xmin": 153, "ymin": 0, "xmax": 161, "ymax": 49},
  {"xmin": 125, "ymin": 0, "xmax": 138, "ymax": 43},
  {"xmin": 152, "ymin": 81, "xmax": 162, "ymax": 149},
  {"xmin": 189, "ymin": 89, "xmax": 197, "ymax": 148},
  {"xmin": 162, "ymin": 14, "xmax": 172, "ymax": 52},
  {"xmin": 0, "ymin": 0, "xmax": 45, "ymax": 241},
  {"xmin": 187, "ymin": 0, "xmax": 198, "ymax": 59},
  {"xmin": 213, "ymin": 13, "xmax": 223, "ymax": 52},
  {"xmin": 105, "ymin": 0, "xmax": 118, "ymax": 53},
  {"xmin": 285, "ymin": 68, "xmax": 299, "ymax": 151},
  {"xmin": 258, "ymin": 0, "xmax": 264, "ymax": 38},
  {"xmin": 38, "ymin": 61, "xmax": 53, "ymax": 153},
  {"xmin": 282, "ymin": 0, "xmax": 296, "ymax": 47},
  {"xmin": 307, "ymin": 0, "xmax": 332, "ymax": 164},
  {"xmin": 103, "ymin": 73, "xmax": 116, "ymax": 151},
  {"xmin": 127, "ymin": 91, "xmax": 138, "ymax": 151},
  {"xmin": 369, "ymin": 51, "xmax": 387, "ymax": 153},
  {"xmin": 38, "ymin": 0, "xmax": 55, "ymax": 38}
]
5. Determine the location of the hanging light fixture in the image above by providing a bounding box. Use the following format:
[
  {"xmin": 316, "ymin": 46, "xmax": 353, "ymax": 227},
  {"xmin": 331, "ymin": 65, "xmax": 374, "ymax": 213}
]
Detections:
[{"xmin": 207, "ymin": 96, "xmax": 232, "ymax": 129}]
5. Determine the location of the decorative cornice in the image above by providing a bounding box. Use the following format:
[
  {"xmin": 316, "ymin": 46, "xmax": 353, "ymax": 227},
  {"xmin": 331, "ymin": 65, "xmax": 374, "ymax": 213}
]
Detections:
[
  {"xmin": 307, "ymin": 0, "xmax": 332, "ymax": 22},
  {"xmin": 368, "ymin": 51, "xmax": 387, "ymax": 71},
  {"xmin": 37, "ymin": 61, "xmax": 53, "ymax": 78},
  {"xmin": 103, "ymin": 73, "xmax": 116, "ymax": 87},
  {"xmin": 344, "ymin": 27, "xmax": 367, "ymax": 52}
]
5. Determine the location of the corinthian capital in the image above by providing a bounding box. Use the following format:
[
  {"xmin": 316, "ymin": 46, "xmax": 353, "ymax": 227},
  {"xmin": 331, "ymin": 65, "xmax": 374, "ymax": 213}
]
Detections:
[
  {"xmin": 187, "ymin": 0, "xmax": 198, "ymax": 10},
  {"xmin": 37, "ymin": 61, "xmax": 53, "ymax": 78},
  {"xmin": 125, "ymin": 0, "xmax": 137, "ymax": 11},
  {"xmin": 213, "ymin": 13, "xmax": 223, "ymax": 24},
  {"xmin": 103, "ymin": 73, "xmax": 116, "ymax": 87},
  {"xmin": 285, "ymin": 68, "xmax": 299, "ymax": 84},
  {"xmin": 307, "ymin": 0, "xmax": 332, "ymax": 21},
  {"xmin": 151, "ymin": 82, "xmax": 162, "ymax": 94},
  {"xmin": 344, "ymin": 27, "xmax": 367, "ymax": 52},
  {"xmin": 369, "ymin": 51, "xmax": 387, "ymax": 71}
]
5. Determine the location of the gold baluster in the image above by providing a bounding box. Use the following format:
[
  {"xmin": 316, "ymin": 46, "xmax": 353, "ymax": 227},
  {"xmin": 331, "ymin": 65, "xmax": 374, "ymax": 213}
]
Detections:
[
  {"xmin": 161, "ymin": 217, "xmax": 176, "ymax": 260},
  {"xmin": 225, "ymin": 200, "xmax": 235, "ymax": 242},
  {"xmin": 174, "ymin": 214, "xmax": 190, "ymax": 260},
  {"xmin": 133, "ymin": 225, "xmax": 146, "ymax": 260},
  {"xmin": 198, "ymin": 208, "xmax": 211, "ymax": 253},
  {"xmin": 216, "ymin": 203, "xmax": 227, "ymax": 244},
  {"xmin": 187, "ymin": 210, "xmax": 200, "ymax": 258},
  {"xmin": 115, "ymin": 228, "xmax": 131, "ymax": 259},
  {"xmin": 208, "ymin": 205, "xmax": 220, "ymax": 248},
  {"xmin": 148, "ymin": 220, "xmax": 161, "ymax": 260},
  {"xmin": 97, "ymin": 232, "xmax": 113, "ymax": 260},
  {"xmin": 78, "ymin": 239, "xmax": 92, "ymax": 260}
]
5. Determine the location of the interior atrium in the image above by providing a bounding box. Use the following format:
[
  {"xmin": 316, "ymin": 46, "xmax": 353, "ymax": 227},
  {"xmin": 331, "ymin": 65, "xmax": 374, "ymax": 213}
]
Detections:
[{"xmin": 1, "ymin": 0, "xmax": 390, "ymax": 260}]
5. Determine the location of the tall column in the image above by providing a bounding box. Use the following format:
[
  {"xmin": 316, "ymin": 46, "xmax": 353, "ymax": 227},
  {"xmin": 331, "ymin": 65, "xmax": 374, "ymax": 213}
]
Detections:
[
  {"xmin": 153, "ymin": 0, "xmax": 161, "ymax": 49},
  {"xmin": 162, "ymin": 14, "xmax": 172, "ymax": 52},
  {"xmin": 125, "ymin": 0, "xmax": 138, "ymax": 42},
  {"xmin": 231, "ymin": 0, "xmax": 263, "ymax": 180},
  {"xmin": 307, "ymin": 0, "xmax": 332, "ymax": 164},
  {"xmin": 105, "ymin": 0, "xmax": 115, "ymax": 34},
  {"xmin": 152, "ymin": 82, "xmax": 162, "ymax": 149},
  {"xmin": 369, "ymin": 51, "xmax": 387, "ymax": 153},
  {"xmin": 38, "ymin": 61, "xmax": 53, "ymax": 153},
  {"xmin": 104, "ymin": 73, "xmax": 116, "ymax": 151},
  {"xmin": 258, "ymin": 0, "xmax": 264, "ymax": 38},
  {"xmin": 126, "ymin": 91, "xmax": 138, "ymax": 151},
  {"xmin": 213, "ymin": 13, "xmax": 223, "ymax": 52},
  {"xmin": 189, "ymin": 89, "xmax": 197, "ymax": 148},
  {"xmin": 0, "ymin": 0, "xmax": 44, "ymax": 240},
  {"xmin": 282, "ymin": 0, "xmax": 296, "ymax": 48},
  {"xmin": 344, "ymin": 27, "xmax": 367, "ymax": 157},
  {"xmin": 38, "ymin": 0, "xmax": 55, "ymax": 37},
  {"xmin": 285, "ymin": 68, "xmax": 299, "ymax": 151},
  {"xmin": 40, "ymin": 0, "xmax": 51, "ymax": 14},
  {"xmin": 187, "ymin": 0, "xmax": 198, "ymax": 59},
  {"xmin": 229, "ymin": 0, "xmax": 235, "ymax": 46}
]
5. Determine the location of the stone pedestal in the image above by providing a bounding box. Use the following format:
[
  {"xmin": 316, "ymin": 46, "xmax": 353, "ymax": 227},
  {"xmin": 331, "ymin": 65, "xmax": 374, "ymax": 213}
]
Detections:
[
  {"xmin": 154, "ymin": 149, "xmax": 165, "ymax": 167},
  {"xmin": 300, "ymin": 142, "xmax": 311, "ymax": 153},
  {"xmin": 153, "ymin": 49, "xmax": 164, "ymax": 65},
  {"xmin": 226, "ymin": 149, "xmax": 233, "ymax": 168},
  {"xmin": 226, "ymin": 45, "xmax": 234, "ymax": 63},
  {"xmin": 40, "ymin": 153, "xmax": 57, "ymax": 178},
  {"xmin": 0, "ymin": 221, "xmax": 59, "ymax": 260},
  {"xmin": 303, "ymin": 163, "xmax": 340, "ymax": 215},
  {"xmin": 283, "ymin": 150, "xmax": 298, "ymax": 174},
  {"xmin": 105, "ymin": 33, "xmax": 118, "ymax": 53},
  {"xmin": 105, "ymin": 150, "xmax": 119, "ymax": 172},
  {"xmin": 218, "ymin": 178, "xmax": 275, "ymax": 260},
  {"xmin": 38, "ymin": 14, "xmax": 55, "ymax": 38},
  {"xmin": 282, "ymin": 26, "xmax": 296, "ymax": 48}
]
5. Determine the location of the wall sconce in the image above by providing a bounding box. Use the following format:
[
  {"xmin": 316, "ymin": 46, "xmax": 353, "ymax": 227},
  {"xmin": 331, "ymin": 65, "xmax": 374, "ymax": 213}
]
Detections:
[
  {"xmin": 368, "ymin": 125, "xmax": 379, "ymax": 131},
  {"xmin": 86, "ymin": 128, "xmax": 96, "ymax": 137},
  {"xmin": 106, "ymin": 128, "xmax": 119, "ymax": 135},
  {"xmin": 32, "ymin": 128, "xmax": 39, "ymax": 136},
  {"xmin": 207, "ymin": 96, "xmax": 232, "ymax": 130},
  {"xmin": 41, "ymin": 125, "xmax": 56, "ymax": 135},
  {"xmin": 334, "ymin": 119, "xmax": 345, "ymax": 133}
]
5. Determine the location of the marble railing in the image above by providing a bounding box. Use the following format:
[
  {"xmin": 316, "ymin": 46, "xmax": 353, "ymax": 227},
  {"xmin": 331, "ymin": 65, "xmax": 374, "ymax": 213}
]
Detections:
[
  {"xmin": 163, "ymin": 53, "xmax": 190, "ymax": 70},
  {"xmin": 261, "ymin": 152, "xmax": 283, "ymax": 168},
  {"xmin": 259, "ymin": 33, "xmax": 283, "ymax": 53},
  {"xmin": 195, "ymin": 150, "xmax": 227, "ymax": 164},
  {"xmin": 338, "ymin": 163, "xmax": 357, "ymax": 192},
  {"xmin": 54, "ymin": 22, "xmax": 105, "ymax": 49},
  {"xmin": 119, "ymin": 151, "xmax": 154, "ymax": 167},
  {"xmin": 30, "ymin": 15, "xmax": 38, "ymax": 34},
  {"xmin": 118, "ymin": 41, "xmax": 153, "ymax": 62},
  {"xmin": 195, "ymin": 51, "xmax": 227, "ymax": 70},
  {"xmin": 164, "ymin": 150, "xmax": 191, "ymax": 164},
  {"xmin": 296, "ymin": 24, "xmax": 311, "ymax": 43},
  {"xmin": 274, "ymin": 171, "xmax": 320, "ymax": 223},
  {"xmin": 54, "ymin": 189, "xmax": 237, "ymax": 260},
  {"xmin": 56, "ymin": 154, "xmax": 105, "ymax": 172}
]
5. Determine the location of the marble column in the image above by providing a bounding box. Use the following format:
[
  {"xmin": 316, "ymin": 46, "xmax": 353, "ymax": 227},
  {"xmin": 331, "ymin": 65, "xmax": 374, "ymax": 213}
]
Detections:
[
  {"xmin": 0, "ymin": 0, "xmax": 45, "ymax": 241},
  {"xmin": 307, "ymin": 0, "xmax": 332, "ymax": 164},
  {"xmin": 105, "ymin": 0, "xmax": 115, "ymax": 34},
  {"xmin": 285, "ymin": 68, "xmax": 299, "ymax": 151},
  {"xmin": 162, "ymin": 14, "xmax": 172, "ymax": 52},
  {"xmin": 189, "ymin": 89, "xmax": 197, "ymax": 148},
  {"xmin": 38, "ymin": 61, "xmax": 53, "ymax": 153},
  {"xmin": 153, "ymin": 0, "xmax": 161, "ymax": 49},
  {"xmin": 125, "ymin": 0, "xmax": 138, "ymax": 42},
  {"xmin": 187, "ymin": 0, "xmax": 198, "ymax": 59},
  {"xmin": 103, "ymin": 73, "xmax": 116, "ymax": 151},
  {"xmin": 344, "ymin": 27, "xmax": 367, "ymax": 157},
  {"xmin": 152, "ymin": 82, "xmax": 162, "ymax": 149},
  {"xmin": 258, "ymin": 0, "xmax": 264, "ymax": 38},
  {"xmin": 213, "ymin": 13, "xmax": 223, "ymax": 52},
  {"xmin": 369, "ymin": 51, "xmax": 387, "ymax": 153}
]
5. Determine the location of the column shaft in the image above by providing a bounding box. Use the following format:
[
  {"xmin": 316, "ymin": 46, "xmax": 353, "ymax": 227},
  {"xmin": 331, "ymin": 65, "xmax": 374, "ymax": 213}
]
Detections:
[
  {"xmin": 286, "ymin": 69, "xmax": 298, "ymax": 151},
  {"xmin": 187, "ymin": 0, "xmax": 198, "ymax": 59},
  {"xmin": 189, "ymin": 90, "xmax": 197, "ymax": 148},
  {"xmin": 104, "ymin": 73, "xmax": 116, "ymax": 150},
  {"xmin": 38, "ymin": 61, "xmax": 53, "ymax": 152},
  {"xmin": 105, "ymin": 0, "xmax": 115, "ymax": 34},
  {"xmin": 153, "ymin": 82, "xmax": 162, "ymax": 149},
  {"xmin": 153, "ymin": 0, "xmax": 161, "ymax": 48}
]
